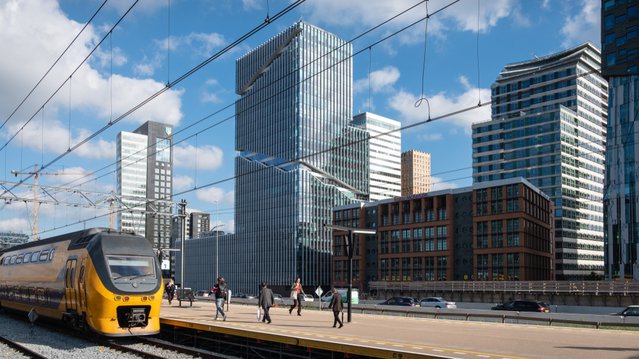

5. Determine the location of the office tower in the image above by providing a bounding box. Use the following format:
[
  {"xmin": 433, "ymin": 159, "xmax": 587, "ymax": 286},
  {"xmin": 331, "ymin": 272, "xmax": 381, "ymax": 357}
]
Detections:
[
  {"xmin": 602, "ymin": 0, "xmax": 639, "ymax": 280},
  {"xmin": 171, "ymin": 208, "xmax": 211, "ymax": 241},
  {"xmin": 401, "ymin": 150, "xmax": 432, "ymax": 196},
  {"xmin": 117, "ymin": 121, "xmax": 173, "ymax": 250},
  {"xmin": 116, "ymin": 131, "xmax": 148, "ymax": 237},
  {"xmin": 472, "ymin": 43, "xmax": 608, "ymax": 280},
  {"xmin": 133, "ymin": 121, "xmax": 173, "ymax": 251},
  {"xmin": 230, "ymin": 22, "xmax": 369, "ymax": 293},
  {"xmin": 352, "ymin": 112, "xmax": 401, "ymax": 201}
]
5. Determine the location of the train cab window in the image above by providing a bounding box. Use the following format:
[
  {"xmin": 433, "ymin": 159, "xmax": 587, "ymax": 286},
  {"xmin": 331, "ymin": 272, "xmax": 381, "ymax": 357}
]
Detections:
[
  {"xmin": 31, "ymin": 252, "xmax": 40, "ymax": 262},
  {"xmin": 107, "ymin": 256, "xmax": 155, "ymax": 279},
  {"xmin": 16, "ymin": 255, "xmax": 23, "ymax": 264},
  {"xmin": 23, "ymin": 253, "xmax": 31, "ymax": 263},
  {"xmin": 39, "ymin": 250, "xmax": 50, "ymax": 262},
  {"xmin": 49, "ymin": 249, "xmax": 55, "ymax": 261}
]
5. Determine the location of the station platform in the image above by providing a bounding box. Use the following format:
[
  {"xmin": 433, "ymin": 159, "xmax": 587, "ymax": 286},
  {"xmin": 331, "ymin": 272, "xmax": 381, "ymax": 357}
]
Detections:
[{"xmin": 159, "ymin": 301, "xmax": 639, "ymax": 359}]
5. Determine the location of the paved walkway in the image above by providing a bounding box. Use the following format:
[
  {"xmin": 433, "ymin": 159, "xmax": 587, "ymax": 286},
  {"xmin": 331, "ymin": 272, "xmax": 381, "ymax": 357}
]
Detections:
[{"xmin": 160, "ymin": 300, "xmax": 639, "ymax": 359}]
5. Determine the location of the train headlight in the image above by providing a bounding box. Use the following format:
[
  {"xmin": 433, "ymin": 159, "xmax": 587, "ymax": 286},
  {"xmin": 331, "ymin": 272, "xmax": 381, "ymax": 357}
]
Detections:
[
  {"xmin": 150, "ymin": 295, "xmax": 155, "ymax": 300},
  {"xmin": 142, "ymin": 296, "xmax": 148, "ymax": 301},
  {"xmin": 123, "ymin": 296, "xmax": 130, "ymax": 302},
  {"xmin": 114, "ymin": 295, "xmax": 121, "ymax": 301}
]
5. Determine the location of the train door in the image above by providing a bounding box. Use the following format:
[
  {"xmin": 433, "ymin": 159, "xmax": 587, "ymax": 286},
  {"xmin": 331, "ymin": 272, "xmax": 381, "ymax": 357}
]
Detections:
[
  {"xmin": 77, "ymin": 258, "xmax": 87, "ymax": 314},
  {"xmin": 64, "ymin": 259, "xmax": 77, "ymax": 312}
]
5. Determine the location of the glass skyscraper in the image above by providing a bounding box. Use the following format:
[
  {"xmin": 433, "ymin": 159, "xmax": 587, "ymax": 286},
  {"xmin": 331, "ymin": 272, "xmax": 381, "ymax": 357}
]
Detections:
[
  {"xmin": 602, "ymin": 0, "xmax": 639, "ymax": 280},
  {"xmin": 472, "ymin": 43, "xmax": 608, "ymax": 280},
  {"xmin": 228, "ymin": 22, "xmax": 369, "ymax": 293}
]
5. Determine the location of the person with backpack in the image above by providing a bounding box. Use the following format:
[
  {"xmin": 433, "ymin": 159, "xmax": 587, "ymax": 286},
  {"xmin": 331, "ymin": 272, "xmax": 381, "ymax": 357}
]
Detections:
[{"xmin": 211, "ymin": 276, "xmax": 228, "ymax": 321}]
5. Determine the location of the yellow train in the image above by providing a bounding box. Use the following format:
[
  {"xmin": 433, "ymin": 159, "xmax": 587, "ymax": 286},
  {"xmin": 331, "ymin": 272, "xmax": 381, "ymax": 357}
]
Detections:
[{"xmin": 0, "ymin": 228, "xmax": 163, "ymax": 336}]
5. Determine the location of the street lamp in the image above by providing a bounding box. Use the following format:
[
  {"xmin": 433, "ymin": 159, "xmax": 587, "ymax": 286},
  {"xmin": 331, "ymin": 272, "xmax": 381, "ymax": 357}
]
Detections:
[
  {"xmin": 211, "ymin": 224, "xmax": 224, "ymax": 279},
  {"xmin": 324, "ymin": 224, "xmax": 376, "ymax": 323},
  {"xmin": 178, "ymin": 199, "xmax": 187, "ymax": 301}
]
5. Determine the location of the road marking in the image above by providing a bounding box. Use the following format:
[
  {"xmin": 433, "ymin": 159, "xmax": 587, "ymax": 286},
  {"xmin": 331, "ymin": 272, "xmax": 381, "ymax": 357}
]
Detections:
[{"xmin": 454, "ymin": 352, "xmax": 467, "ymax": 355}]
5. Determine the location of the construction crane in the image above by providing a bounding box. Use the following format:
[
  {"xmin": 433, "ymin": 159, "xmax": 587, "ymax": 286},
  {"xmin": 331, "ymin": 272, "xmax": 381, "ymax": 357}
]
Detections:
[{"xmin": 10, "ymin": 164, "xmax": 83, "ymax": 240}]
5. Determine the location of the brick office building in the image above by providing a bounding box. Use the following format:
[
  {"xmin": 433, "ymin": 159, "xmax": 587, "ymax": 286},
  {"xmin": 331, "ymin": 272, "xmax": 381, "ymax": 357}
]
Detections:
[{"xmin": 331, "ymin": 177, "xmax": 554, "ymax": 293}]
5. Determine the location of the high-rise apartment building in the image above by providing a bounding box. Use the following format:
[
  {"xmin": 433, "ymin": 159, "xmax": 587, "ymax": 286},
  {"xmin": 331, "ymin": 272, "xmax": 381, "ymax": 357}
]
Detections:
[
  {"xmin": 602, "ymin": 0, "xmax": 639, "ymax": 280},
  {"xmin": 117, "ymin": 121, "xmax": 173, "ymax": 250},
  {"xmin": 228, "ymin": 22, "xmax": 369, "ymax": 294},
  {"xmin": 116, "ymin": 131, "xmax": 148, "ymax": 237},
  {"xmin": 352, "ymin": 112, "xmax": 401, "ymax": 201},
  {"xmin": 472, "ymin": 43, "xmax": 608, "ymax": 280},
  {"xmin": 401, "ymin": 150, "xmax": 432, "ymax": 196}
]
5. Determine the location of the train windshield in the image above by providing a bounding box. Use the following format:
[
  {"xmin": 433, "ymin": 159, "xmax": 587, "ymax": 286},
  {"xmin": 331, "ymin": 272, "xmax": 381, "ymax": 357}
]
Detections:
[{"xmin": 107, "ymin": 256, "xmax": 155, "ymax": 279}]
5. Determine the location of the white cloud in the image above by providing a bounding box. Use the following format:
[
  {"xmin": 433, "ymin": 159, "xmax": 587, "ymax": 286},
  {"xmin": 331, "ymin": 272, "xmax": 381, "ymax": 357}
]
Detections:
[
  {"xmin": 0, "ymin": 218, "xmax": 31, "ymax": 233},
  {"xmin": 93, "ymin": 46, "xmax": 128, "ymax": 68},
  {"xmin": 560, "ymin": 0, "xmax": 600, "ymax": 48},
  {"xmin": 542, "ymin": 0, "xmax": 552, "ymax": 10},
  {"xmin": 107, "ymin": 0, "xmax": 167, "ymax": 15},
  {"xmin": 388, "ymin": 76, "xmax": 491, "ymax": 134},
  {"xmin": 196, "ymin": 187, "xmax": 234, "ymax": 205},
  {"xmin": 158, "ymin": 32, "xmax": 226, "ymax": 57},
  {"xmin": 174, "ymin": 144, "xmax": 223, "ymax": 170},
  {"xmin": 301, "ymin": 0, "xmax": 515, "ymax": 39},
  {"xmin": 0, "ymin": 0, "xmax": 184, "ymax": 158},
  {"xmin": 431, "ymin": 176, "xmax": 460, "ymax": 191},
  {"xmin": 173, "ymin": 175, "xmax": 194, "ymax": 191},
  {"xmin": 202, "ymin": 92, "xmax": 222, "ymax": 104},
  {"xmin": 354, "ymin": 66, "xmax": 400, "ymax": 94}
]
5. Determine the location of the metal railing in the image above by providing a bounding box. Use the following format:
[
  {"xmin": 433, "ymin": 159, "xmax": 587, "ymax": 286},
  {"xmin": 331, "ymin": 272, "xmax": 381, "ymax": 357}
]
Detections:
[{"xmin": 368, "ymin": 280, "xmax": 639, "ymax": 295}]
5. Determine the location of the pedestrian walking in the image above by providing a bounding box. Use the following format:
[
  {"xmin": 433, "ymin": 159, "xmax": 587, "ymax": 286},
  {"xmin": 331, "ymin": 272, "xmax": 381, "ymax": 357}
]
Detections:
[
  {"xmin": 259, "ymin": 282, "xmax": 274, "ymax": 324},
  {"xmin": 288, "ymin": 277, "xmax": 305, "ymax": 316},
  {"xmin": 328, "ymin": 288, "xmax": 343, "ymax": 328},
  {"xmin": 165, "ymin": 279, "xmax": 176, "ymax": 305},
  {"xmin": 211, "ymin": 276, "xmax": 228, "ymax": 321}
]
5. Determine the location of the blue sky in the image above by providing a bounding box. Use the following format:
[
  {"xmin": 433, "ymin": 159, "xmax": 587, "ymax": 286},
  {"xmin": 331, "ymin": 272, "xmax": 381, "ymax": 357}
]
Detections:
[{"xmin": 0, "ymin": 0, "xmax": 600, "ymax": 237}]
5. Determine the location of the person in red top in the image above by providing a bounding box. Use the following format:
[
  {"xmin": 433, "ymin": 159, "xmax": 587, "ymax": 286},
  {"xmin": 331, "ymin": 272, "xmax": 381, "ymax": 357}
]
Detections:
[{"xmin": 288, "ymin": 277, "xmax": 305, "ymax": 316}]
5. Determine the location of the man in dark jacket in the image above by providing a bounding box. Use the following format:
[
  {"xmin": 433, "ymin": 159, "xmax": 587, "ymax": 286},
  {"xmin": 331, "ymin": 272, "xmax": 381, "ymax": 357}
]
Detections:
[
  {"xmin": 211, "ymin": 277, "xmax": 227, "ymax": 321},
  {"xmin": 258, "ymin": 282, "xmax": 274, "ymax": 324},
  {"xmin": 328, "ymin": 288, "xmax": 343, "ymax": 328}
]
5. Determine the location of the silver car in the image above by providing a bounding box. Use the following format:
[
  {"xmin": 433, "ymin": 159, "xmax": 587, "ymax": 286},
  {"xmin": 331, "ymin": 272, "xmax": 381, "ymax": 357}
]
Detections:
[{"xmin": 419, "ymin": 297, "xmax": 457, "ymax": 309}]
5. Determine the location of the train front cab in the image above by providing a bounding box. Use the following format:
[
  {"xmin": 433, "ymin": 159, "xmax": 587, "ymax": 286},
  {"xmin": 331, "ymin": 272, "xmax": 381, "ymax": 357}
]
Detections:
[{"xmin": 70, "ymin": 233, "xmax": 163, "ymax": 336}]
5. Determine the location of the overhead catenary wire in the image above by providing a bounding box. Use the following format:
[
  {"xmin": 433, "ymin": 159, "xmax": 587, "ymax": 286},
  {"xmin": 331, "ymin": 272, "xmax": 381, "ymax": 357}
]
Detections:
[
  {"xmin": 0, "ymin": 0, "xmax": 109, "ymax": 133},
  {"xmin": 0, "ymin": 0, "xmax": 306, "ymax": 198},
  {"xmin": 31, "ymin": 0, "xmax": 613, "ymax": 235},
  {"xmin": 49, "ymin": 0, "xmax": 435, "ymax": 193},
  {"xmin": 0, "ymin": 0, "xmax": 140, "ymax": 155}
]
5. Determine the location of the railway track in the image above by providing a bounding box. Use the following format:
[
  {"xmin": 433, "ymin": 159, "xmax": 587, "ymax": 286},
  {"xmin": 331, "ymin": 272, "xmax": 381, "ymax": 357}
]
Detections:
[{"xmin": 0, "ymin": 333, "xmax": 48, "ymax": 359}]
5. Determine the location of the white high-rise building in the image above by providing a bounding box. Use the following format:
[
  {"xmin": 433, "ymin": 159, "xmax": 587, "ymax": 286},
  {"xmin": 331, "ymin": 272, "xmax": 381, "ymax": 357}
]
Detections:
[
  {"xmin": 116, "ymin": 132, "xmax": 148, "ymax": 237},
  {"xmin": 353, "ymin": 112, "xmax": 401, "ymax": 201}
]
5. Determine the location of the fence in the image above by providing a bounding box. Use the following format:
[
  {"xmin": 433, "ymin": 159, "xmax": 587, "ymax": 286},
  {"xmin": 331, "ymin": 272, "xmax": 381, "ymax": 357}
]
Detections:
[{"xmin": 368, "ymin": 280, "xmax": 639, "ymax": 296}]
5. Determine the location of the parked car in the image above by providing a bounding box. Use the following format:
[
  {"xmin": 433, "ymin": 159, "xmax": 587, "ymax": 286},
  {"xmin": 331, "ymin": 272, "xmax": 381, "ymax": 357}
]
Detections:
[
  {"xmin": 273, "ymin": 293, "xmax": 283, "ymax": 303},
  {"xmin": 614, "ymin": 305, "xmax": 639, "ymax": 317},
  {"xmin": 380, "ymin": 297, "xmax": 420, "ymax": 307},
  {"xmin": 320, "ymin": 289, "xmax": 359, "ymax": 304},
  {"xmin": 492, "ymin": 300, "xmax": 551, "ymax": 313},
  {"xmin": 419, "ymin": 297, "xmax": 457, "ymax": 309},
  {"xmin": 194, "ymin": 290, "xmax": 209, "ymax": 297},
  {"xmin": 303, "ymin": 294, "xmax": 314, "ymax": 302}
]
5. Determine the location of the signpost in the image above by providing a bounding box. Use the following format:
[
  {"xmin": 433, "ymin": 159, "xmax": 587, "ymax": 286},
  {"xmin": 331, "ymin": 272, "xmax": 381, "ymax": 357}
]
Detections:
[{"xmin": 315, "ymin": 286, "xmax": 323, "ymax": 311}]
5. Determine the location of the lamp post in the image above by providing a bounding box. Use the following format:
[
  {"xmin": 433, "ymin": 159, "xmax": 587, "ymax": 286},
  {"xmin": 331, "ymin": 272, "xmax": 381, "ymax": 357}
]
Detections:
[
  {"xmin": 324, "ymin": 224, "xmax": 376, "ymax": 323},
  {"xmin": 178, "ymin": 199, "xmax": 187, "ymax": 301},
  {"xmin": 211, "ymin": 224, "xmax": 224, "ymax": 279}
]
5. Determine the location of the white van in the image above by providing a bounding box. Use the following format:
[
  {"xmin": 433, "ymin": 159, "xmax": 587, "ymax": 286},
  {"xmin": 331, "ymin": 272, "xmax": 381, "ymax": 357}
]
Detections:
[{"xmin": 320, "ymin": 288, "xmax": 359, "ymax": 304}]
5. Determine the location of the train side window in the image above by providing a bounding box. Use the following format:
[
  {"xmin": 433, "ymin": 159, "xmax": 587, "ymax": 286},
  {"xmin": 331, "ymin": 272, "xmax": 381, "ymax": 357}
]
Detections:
[
  {"xmin": 31, "ymin": 252, "xmax": 40, "ymax": 262},
  {"xmin": 23, "ymin": 253, "xmax": 31, "ymax": 263},
  {"xmin": 16, "ymin": 255, "xmax": 23, "ymax": 264},
  {"xmin": 39, "ymin": 250, "xmax": 50, "ymax": 262},
  {"xmin": 49, "ymin": 249, "xmax": 55, "ymax": 261}
]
